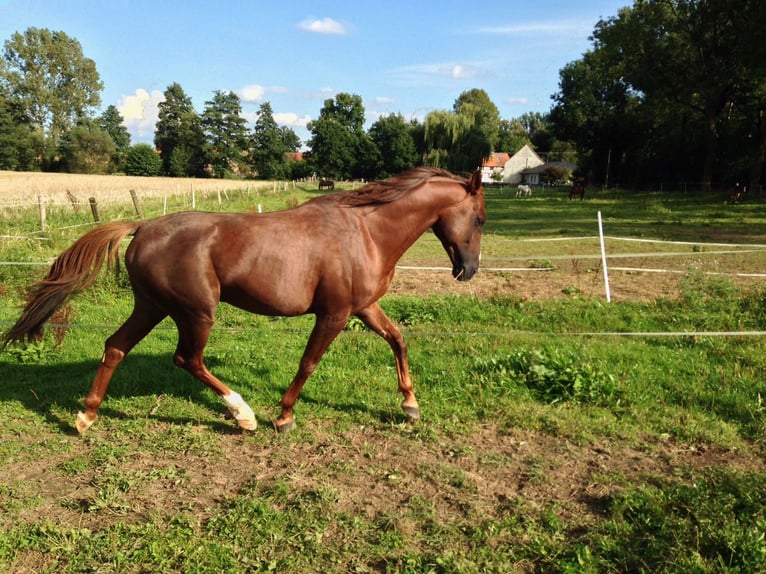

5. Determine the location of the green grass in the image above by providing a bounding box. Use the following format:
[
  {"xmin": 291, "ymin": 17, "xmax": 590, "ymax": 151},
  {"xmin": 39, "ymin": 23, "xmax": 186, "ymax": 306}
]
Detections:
[{"xmin": 0, "ymin": 182, "xmax": 765, "ymax": 572}]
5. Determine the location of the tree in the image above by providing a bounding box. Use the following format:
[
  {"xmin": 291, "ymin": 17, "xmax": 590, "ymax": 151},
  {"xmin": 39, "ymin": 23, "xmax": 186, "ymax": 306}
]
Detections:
[
  {"xmin": 57, "ymin": 118, "xmax": 115, "ymax": 174},
  {"xmin": 496, "ymin": 119, "xmax": 529, "ymax": 155},
  {"xmin": 591, "ymin": 0, "xmax": 758, "ymax": 191},
  {"xmin": 201, "ymin": 90, "xmax": 248, "ymax": 178},
  {"xmin": 0, "ymin": 91, "xmax": 39, "ymax": 170},
  {"xmin": 308, "ymin": 114, "xmax": 356, "ymax": 179},
  {"xmin": 154, "ymin": 83, "xmax": 205, "ymax": 176},
  {"xmin": 408, "ymin": 119, "xmax": 427, "ymax": 165},
  {"xmin": 0, "ymin": 28, "xmax": 102, "ymax": 152},
  {"xmin": 454, "ymin": 89, "xmax": 500, "ymax": 152},
  {"xmin": 422, "ymin": 90, "xmax": 500, "ymax": 172},
  {"xmin": 98, "ymin": 105, "xmax": 131, "ymax": 171},
  {"xmin": 368, "ymin": 113, "xmax": 417, "ymax": 178},
  {"xmin": 517, "ymin": 112, "xmax": 554, "ymax": 152},
  {"xmin": 307, "ymin": 93, "xmax": 367, "ymax": 179},
  {"xmin": 250, "ymin": 101, "xmax": 299, "ymax": 179},
  {"xmin": 550, "ymin": 47, "xmax": 642, "ymax": 185},
  {"xmin": 124, "ymin": 143, "xmax": 163, "ymax": 176}
]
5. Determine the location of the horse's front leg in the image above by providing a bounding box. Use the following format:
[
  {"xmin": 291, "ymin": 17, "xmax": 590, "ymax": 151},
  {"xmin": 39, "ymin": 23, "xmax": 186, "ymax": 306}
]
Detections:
[
  {"xmin": 356, "ymin": 303, "xmax": 420, "ymax": 421},
  {"xmin": 275, "ymin": 314, "xmax": 347, "ymax": 432}
]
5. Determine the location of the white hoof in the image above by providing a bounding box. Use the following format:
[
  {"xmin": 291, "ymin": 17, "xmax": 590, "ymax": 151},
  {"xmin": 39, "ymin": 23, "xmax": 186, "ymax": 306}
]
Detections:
[
  {"xmin": 223, "ymin": 392, "xmax": 257, "ymax": 430},
  {"xmin": 75, "ymin": 411, "xmax": 95, "ymax": 434}
]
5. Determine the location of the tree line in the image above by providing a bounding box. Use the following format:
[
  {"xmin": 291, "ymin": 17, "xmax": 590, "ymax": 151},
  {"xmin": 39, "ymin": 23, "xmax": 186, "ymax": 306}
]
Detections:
[
  {"xmin": 2, "ymin": 0, "xmax": 765, "ymax": 191},
  {"xmin": 0, "ymin": 28, "xmax": 552, "ymax": 182},
  {"xmin": 550, "ymin": 0, "xmax": 766, "ymax": 192}
]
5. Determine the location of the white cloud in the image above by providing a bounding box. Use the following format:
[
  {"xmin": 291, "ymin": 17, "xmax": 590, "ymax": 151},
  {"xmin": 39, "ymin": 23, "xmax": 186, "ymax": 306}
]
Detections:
[
  {"xmin": 507, "ymin": 97, "xmax": 530, "ymax": 106},
  {"xmin": 475, "ymin": 21, "xmax": 588, "ymax": 35},
  {"xmin": 298, "ymin": 17, "xmax": 347, "ymax": 35},
  {"xmin": 306, "ymin": 86, "xmax": 335, "ymax": 100},
  {"xmin": 392, "ymin": 62, "xmax": 491, "ymax": 83},
  {"xmin": 374, "ymin": 96, "xmax": 396, "ymax": 105},
  {"xmin": 236, "ymin": 84, "xmax": 288, "ymax": 103},
  {"xmin": 117, "ymin": 88, "xmax": 163, "ymax": 142},
  {"xmin": 274, "ymin": 112, "xmax": 312, "ymax": 128},
  {"xmin": 238, "ymin": 84, "xmax": 266, "ymax": 102}
]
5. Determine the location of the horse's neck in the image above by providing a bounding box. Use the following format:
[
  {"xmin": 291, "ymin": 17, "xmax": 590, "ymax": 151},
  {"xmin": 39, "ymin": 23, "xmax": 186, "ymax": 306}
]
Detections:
[{"xmin": 364, "ymin": 184, "xmax": 461, "ymax": 261}]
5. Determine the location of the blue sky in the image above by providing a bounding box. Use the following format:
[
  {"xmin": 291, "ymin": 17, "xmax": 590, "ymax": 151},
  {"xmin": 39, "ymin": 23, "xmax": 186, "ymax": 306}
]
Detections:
[{"xmin": 1, "ymin": 0, "xmax": 628, "ymax": 146}]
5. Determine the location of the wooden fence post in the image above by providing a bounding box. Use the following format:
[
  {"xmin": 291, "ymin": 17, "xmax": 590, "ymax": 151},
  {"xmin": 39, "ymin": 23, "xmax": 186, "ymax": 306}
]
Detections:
[
  {"xmin": 129, "ymin": 189, "xmax": 144, "ymax": 219},
  {"xmin": 38, "ymin": 195, "xmax": 47, "ymax": 231},
  {"xmin": 89, "ymin": 197, "xmax": 100, "ymax": 223}
]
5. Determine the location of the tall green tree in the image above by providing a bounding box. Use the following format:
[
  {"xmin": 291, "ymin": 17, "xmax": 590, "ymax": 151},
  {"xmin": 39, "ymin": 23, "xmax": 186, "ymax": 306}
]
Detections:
[
  {"xmin": 368, "ymin": 113, "xmax": 417, "ymax": 178},
  {"xmin": 0, "ymin": 91, "xmax": 39, "ymax": 170},
  {"xmin": 423, "ymin": 89, "xmax": 500, "ymax": 172},
  {"xmin": 307, "ymin": 93, "xmax": 367, "ymax": 179},
  {"xmin": 250, "ymin": 101, "xmax": 299, "ymax": 180},
  {"xmin": 496, "ymin": 118, "xmax": 530, "ymax": 154},
  {"xmin": 98, "ymin": 105, "xmax": 131, "ymax": 171},
  {"xmin": 454, "ymin": 89, "xmax": 500, "ymax": 152},
  {"xmin": 408, "ymin": 119, "xmax": 427, "ymax": 165},
  {"xmin": 154, "ymin": 83, "xmax": 205, "ymax": 177},
  {"xmin": 550, "ymin": 44, "xmax": 643, "ymax": 185},
  {"xmin": 0, "ymin": 28, "xmax": 102, "ymax": 153},
  {"xmin": 201, "ymin": 90, "xmax": 248, "ymax": 178}
]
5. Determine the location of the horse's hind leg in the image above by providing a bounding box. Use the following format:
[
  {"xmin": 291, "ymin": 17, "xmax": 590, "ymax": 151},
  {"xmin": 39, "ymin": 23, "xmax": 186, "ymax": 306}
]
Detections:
[
  {"xmin": 356, "ymin": 303, "xmax": 420, "ymax": 421},
  {"xmin": 76, "ymin": 305, "xmax": 166, "ymax": 433},
  {"xmin": 172, "ymin": 315, "xmax": 256, "ymax": 431}
]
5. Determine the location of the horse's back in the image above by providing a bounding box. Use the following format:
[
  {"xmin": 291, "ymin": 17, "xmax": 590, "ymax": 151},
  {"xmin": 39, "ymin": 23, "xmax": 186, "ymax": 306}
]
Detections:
[{"xmin": 124, "ymin": 207, "xmax": 363, "ymax": 316}]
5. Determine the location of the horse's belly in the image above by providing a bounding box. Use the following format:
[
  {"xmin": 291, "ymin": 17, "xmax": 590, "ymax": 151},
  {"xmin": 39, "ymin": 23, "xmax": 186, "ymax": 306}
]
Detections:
[{"xmin": 220, "ymin": 282, "xmax": 313, "ymax": 317}]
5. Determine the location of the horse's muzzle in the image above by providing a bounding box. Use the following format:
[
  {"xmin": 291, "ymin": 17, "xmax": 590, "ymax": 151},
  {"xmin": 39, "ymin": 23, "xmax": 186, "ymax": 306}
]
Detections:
[{"xmin": 453, "ymin": 264, "xmax": 477, "ymax": 281}]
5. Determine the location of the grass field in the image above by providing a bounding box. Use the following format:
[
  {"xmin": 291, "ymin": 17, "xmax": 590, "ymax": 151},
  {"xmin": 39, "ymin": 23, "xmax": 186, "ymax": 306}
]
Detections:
[{"xmin": 0, "ymin": 173, "xmax": 765, "ymax": 572}]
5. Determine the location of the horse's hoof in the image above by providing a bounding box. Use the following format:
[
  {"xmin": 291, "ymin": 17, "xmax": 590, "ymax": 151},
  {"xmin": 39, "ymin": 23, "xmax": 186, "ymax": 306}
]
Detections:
[
  {"xmin": 274, "ymin": 419, "xmax": 296, "ymax": 433},
  {"xmin": 402, "ymin": 405, "xmax": 421, "ymax": 421},
  {"xmin": 237, "ymin": 417, "xmax": 257, "ymax": 431},
  {"xmin": 223, "ymin": 392, "xmax": 256, "ymax": 431},
  {"xmin": 74, "ymin": 411, "xmax": 95, "ymax": 434}
]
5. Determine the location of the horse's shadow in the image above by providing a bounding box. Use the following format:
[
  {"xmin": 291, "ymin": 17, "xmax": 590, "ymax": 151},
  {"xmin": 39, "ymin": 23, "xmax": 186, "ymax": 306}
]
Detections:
[{"xmin": 0, "ymin": 352, "xmax": 399, "ymax": 434}]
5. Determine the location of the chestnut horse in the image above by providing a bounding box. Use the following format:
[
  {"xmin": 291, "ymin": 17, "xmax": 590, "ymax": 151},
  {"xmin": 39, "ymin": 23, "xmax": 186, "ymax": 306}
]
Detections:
[{"xmin": 3, "ymin": 167, "xmax": 485, "ymax": 433}]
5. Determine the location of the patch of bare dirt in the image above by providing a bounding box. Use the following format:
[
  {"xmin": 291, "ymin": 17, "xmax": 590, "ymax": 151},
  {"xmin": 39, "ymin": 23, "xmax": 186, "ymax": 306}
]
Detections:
[{"xmin": 4, "ymin": 420, "xmax": 763, "ymax": 536}]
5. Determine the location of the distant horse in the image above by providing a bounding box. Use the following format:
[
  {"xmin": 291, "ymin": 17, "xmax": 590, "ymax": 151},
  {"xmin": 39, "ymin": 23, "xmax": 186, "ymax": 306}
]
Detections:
[
  {"xmin": 318, "ymin": 179, "xmax": 335, "ymax": 190},
  {"xmin": 3, "ymin": 167, "xmax": 485, "ymax": 434},
  {"xmin": 516, "ymin": 184, "xmax": 532, "ymax": 198},
  {"xmin": 569, "ymin": 182, "xmax": 585, "ymax": 200},
  {"xmin": 727, "ymin": 185, "xmax": 745, "ymax": 204}
]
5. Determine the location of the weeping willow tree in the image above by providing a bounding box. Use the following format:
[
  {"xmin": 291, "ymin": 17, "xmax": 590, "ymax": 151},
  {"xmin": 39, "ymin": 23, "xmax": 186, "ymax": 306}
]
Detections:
[{"xmin": 424, "ymin": 89, "xmax": 499, "ymax": 172}]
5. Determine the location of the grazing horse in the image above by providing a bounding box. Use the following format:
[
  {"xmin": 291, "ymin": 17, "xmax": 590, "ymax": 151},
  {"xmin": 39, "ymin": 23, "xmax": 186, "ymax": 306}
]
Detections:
[
  {"xmin": 3, "ymin": 167, "xmax": 485, "ymax": 433},
  {"xmin": 318, "ymin": 179, "xmax": 334, "ymax": 191},
  {"xmin": 516, "ymin": 184, "xmax": 532, "ymax": 198}
]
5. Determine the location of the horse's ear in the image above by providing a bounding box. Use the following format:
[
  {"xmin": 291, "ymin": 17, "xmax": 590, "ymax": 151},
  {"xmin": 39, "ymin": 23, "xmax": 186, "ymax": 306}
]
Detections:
[{"xmin": 468, "ymin": 170, "xmax": 482, "ymax": 194}]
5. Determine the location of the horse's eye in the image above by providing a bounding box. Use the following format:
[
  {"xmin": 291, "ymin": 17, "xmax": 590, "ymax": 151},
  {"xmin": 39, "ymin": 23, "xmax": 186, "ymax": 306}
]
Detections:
[{"xmin": 475, "ymin": 216, "xmax": 485, "ymax": 228}]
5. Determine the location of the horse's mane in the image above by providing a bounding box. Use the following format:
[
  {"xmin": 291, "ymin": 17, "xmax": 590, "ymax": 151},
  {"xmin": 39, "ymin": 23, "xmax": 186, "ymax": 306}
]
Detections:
[{"xmin": 315, "ymin": 167, "xmax": 467, "ymax": 208}]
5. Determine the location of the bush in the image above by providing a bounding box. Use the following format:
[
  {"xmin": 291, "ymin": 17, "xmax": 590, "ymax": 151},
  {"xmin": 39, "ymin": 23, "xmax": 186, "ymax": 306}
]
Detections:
[{"xmin": 124, "ymin": 143, "xmax": 163, "ymax": 176}]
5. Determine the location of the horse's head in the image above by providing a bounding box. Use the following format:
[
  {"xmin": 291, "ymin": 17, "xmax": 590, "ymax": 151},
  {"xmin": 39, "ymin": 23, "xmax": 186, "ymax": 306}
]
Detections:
[{"xmin": 432, "ymin": 170, "xmax": 485, "ymax": 281}]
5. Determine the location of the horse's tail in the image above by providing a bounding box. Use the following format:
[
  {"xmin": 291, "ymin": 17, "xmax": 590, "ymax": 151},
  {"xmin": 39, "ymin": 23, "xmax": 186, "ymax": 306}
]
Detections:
[{"xmin": 2, "ymin": 222, "xmax": 139, "ymax": 349}]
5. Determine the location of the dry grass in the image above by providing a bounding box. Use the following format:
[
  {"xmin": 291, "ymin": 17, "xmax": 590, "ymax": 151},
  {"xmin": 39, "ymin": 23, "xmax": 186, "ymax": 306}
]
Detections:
[{"xmin": 0, "ymin": 171, "xmax": 276, "ymax": 206}]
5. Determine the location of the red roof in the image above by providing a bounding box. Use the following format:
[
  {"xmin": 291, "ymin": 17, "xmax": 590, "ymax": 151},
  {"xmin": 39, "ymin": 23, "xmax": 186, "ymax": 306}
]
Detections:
[{"xmin": 482, "ymin": 152, "xmax": 510, "ymax": 168}]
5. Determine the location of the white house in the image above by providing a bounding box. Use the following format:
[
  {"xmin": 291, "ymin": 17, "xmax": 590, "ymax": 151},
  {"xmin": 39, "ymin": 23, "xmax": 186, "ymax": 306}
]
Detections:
[
  {"xmin": 480, "ymin": 152, "xmax": 510, "ymax": 183},
  {"xmin": 481, "ymin": 144, "xmax": 544, "ymax": 184}
]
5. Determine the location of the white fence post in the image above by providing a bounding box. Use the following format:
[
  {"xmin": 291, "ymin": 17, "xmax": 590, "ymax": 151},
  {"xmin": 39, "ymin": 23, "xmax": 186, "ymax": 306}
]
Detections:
[{"xmin": 598, "ymin": 211, "xmax": 611, "ymax": 302}]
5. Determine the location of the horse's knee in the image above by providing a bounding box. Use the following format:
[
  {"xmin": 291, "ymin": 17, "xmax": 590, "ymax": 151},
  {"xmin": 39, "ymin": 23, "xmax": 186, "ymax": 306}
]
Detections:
[{"xmin": 101, "ymin": 346, "xmax": 125, "ymax": 368}]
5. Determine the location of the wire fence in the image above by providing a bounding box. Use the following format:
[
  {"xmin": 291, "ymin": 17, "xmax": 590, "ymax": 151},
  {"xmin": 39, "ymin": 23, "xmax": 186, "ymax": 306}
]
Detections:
[{"xmin": 2, "ymin": 188, "xmax": 765, "ymax": 339}]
